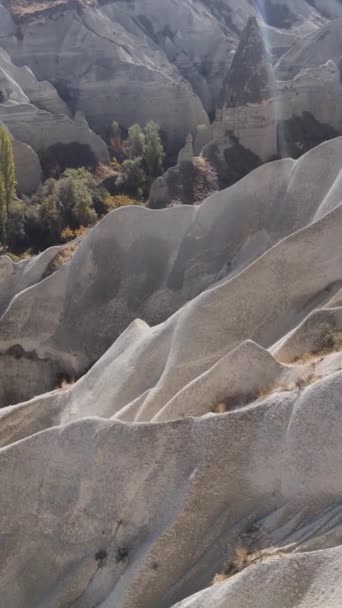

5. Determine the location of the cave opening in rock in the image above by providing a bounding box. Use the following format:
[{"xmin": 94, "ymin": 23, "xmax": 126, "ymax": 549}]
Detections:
[{"xmin": 41, "ymin": 142, "xmax": 98, "ymax": 178}]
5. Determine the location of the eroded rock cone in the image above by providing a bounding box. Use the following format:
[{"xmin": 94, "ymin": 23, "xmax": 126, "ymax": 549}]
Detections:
[{"xmin": 223, "ymin": 16, "xmax": 276, "ymax": 107}]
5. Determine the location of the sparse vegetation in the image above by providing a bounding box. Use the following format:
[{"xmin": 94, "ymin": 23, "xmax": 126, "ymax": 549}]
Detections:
[
  {"xmin": 213, "ymin": 545, "xmax": 264, "ymax": 584},
  {"xmin": 3, "ymin": 165, "xmax": 143, "ymax": 255},
  {"xmin": 290, "ymin": 328, "xmax": 342, "ymax": 365},
  {"xmin": 0, "ymin": 117, "xmax": 165, "ymax": 256},
  {"xmin": 102, "ymin": 194, "xmax": 142, "ymax": 211},
  {"xmin": 192, "ymin": 157, "xmax": 218, "ymax": 201},
  {"xmin": 109, "ymin": 120, "xmax": 165, "ymax": 197}
]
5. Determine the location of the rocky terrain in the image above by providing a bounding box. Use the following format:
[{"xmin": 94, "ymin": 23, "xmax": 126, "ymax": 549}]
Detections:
[
  {"xmin": 1, "ymin": 0, "xmax": 342, "ymax": 195},
  {"xmin": 1, "ymin": 2, "xmax": 342, "ymax": 608},
  {"xmin": 1, "ymin": 133, "xmax": 342, "ymax": 606}
]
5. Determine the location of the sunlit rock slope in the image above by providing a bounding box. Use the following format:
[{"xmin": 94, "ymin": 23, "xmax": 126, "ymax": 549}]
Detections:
[{"xmin": 1, "ymin": 135, "xmax": 342, "ymax": 607}]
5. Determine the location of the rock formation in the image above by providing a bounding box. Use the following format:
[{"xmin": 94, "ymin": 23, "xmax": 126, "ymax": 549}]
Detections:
[
  {"xmin": 0, "ymin": 0, "xmax": 340, "ymax": 196},
  {"xmin": 223, "ymin": 16, "xmax": 276, "ymax": 107},
  {"xmin": 149, "ymin": 156, "xmax": 218, "ymax": 208},
  {"xmin": 0, "ymin": 44, "xmax": 110, "ymax": 192},
  {"xmin": 276, "ymin": 16, "xmax": 342, "ymax": 80},
  {"xmin": 1, "ymin": 135, "xmax": 342, "ymax": 607},
  {"xmin": 1, "ymin": 4, "xmax": 342, "ymax": 608}
]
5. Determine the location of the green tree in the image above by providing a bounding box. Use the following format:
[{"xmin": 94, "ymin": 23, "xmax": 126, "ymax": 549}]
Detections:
[
  {"xmin": 6, "ymin": 199, "xmax": 29, "ymax": 252},
  {"xmin": 111, "ymin": 120, "xmax": 121, "ymax": 139},
  {"xmin": 0, "ymin": 126, "xmax": 16, "ymax": 215},
  {"xmin": 122, "ymin": 157, "xmax": 146, "ymax": 197},
  {"xmin": 0, "ymin": 126, "xmax": 16, "ymax": 244},
  {"xmin": 127, "ymin": 123, "xmax": 145, "ymax": 159},
  {"xmin": 143, "ymin": 121, "xmax": 165, "ymax": 185},
  {"xmin": 0, "ymin": 173, "xmax": 6, "ymax": 244},
  {"xmin": 60, "ymin": 168, "xmax": 97, "ymax": 228}
]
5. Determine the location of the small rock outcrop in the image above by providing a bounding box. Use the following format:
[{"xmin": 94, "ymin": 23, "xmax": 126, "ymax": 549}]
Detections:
[
  {"xmin": 149, "ymin": 157, "xmax": 218, "ymax": 208},
  {"xmin": 12, "ymin": 138, "xmax": 42, "ymax": 194}
]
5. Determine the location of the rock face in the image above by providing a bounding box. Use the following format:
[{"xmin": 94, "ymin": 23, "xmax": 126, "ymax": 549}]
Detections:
[
  {"xmin": 1, "ymin": 135, "xmax": 342, "ymax": 403},
  {"xmin": 0, "ymin": 44, "xmax": 110, "ymax": 192},
  {"xmin": 200, "ymin": 55, "xmax": 342, "ymax": 175},
  {"xmin": 0, "ymin": 1, "xmax": 210, "ymax": 155},
  {"xmin": 2, "ymin": 4, "xmax": 342, "ymax": 608},
  {"xmin": 149, "ymin": 157, "xmax": 218, "ymax": 208},
  {"xmin": 11, "ymin": 138, "xmax": 42, "ymax": 194},
  {"xmin": 0, "ymin": 0, "xmax": 337, "ymax": 163},
  {"xmin": 201, "ymin": 134, "xmax": 262, "ymax": 189},
  {"xmin": 223, "ymin": 16, "xmax": 276, "ymax": 107},
  {"xmin": 1, "ymin": 136, "xmax": 342, "ymax": 607},
  {"xmin": 0, "ymin": 104, "xmax": 110, "ymax": 168},
  {"xmin": 276, "ymin": 17, "xmax": 342, "ymax": 80}
]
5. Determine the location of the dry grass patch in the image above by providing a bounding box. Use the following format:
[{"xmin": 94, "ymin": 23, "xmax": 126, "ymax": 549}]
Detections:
[
  {"xmin": 211, "ymin": 402, "xmax": 226, "ymax": 414},
  {"xmin": 58, "ymin": 377, "xmax": 75, "ymax": 390},
  {"xmin": 295, "ymin": 373, "xmax": 322, "ymax": 389},
  {"xmin": 291, "ymin": 329, "xmax": 342, "ymax": 364},
  {"xmin": 43, "ymin": 238, "xmax": 81, "ymax": 279},
  {"xmin": 213, "ymin": 545, "xmax": 267, "ymax": 584}
]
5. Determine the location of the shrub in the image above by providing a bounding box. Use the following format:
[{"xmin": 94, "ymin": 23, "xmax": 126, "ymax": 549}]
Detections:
[
  {"xmin": 121, "ymin": 157, "xmax": 146, "ymax": 197},
  {"xmin": 103, "ymin": 194, "xmax": 141, "ymax": 211},
  {"xmin": 60, "ymin": 225, "xmax": 87, "ymax": 242},
  {"xmin": 143, "ymin": 120, "xmax": 165, "ymax": 186},
  {"xmin": 6, "ymin": 199, "xmax": 30, "ymax": 252},
  {"xmin": 127, "ymin": 123, "xmax": 145, "ymax": 159}
]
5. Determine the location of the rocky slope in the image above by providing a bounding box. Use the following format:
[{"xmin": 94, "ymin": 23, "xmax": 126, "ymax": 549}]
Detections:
[
  {"xmin": 1, "ymin": 3, "xmax": 342, "ymax": 608},
  {"xmin": 1, "ymin": 135, "xmax": 342, "ymax": 607},
  {"xmin": 0, "ymin": 0, "xmax": 341, "ymax": 195},
  {"xmin": 149, "ymin": 11, "xmax": 342, "ymax": 205}
]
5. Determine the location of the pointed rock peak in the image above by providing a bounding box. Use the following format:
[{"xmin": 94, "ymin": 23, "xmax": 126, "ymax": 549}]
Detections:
[{"xmin": 223, "ymin": 16, "xmax": 276, "ymax": 107}]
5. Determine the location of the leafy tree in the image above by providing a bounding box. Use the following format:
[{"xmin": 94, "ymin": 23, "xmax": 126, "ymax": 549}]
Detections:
[
  {"xmin": 143, "ymin": 121, "xmax": 165, "ymax": 185},
  {"xmin": 40, "ymin": 187, "xmax": 63, "ymax": 245},
  {"xmin": 6, "ymin": 199, "xmax": 29, "ymax": 252},
  {"xmin": 0, "ymin": 126, "xmax": 16, "ymax": 244},
  {"xmin": 58, "ymin": 169, "xmax": 96, "ymax": 228},
  {"xmin": 0, "ymin": 126, "xmax": 16, "ymax": 216},
  {"xmin": 121, "ymin": 157, "xmax": 146, "ymax": 197},
  {"xmin": 127, "ymin": 123, "xmax": 145, "ymax": 159},
  {"xmin": 0, "ymin": 173, "xmax": 6, "ymax": 243},
  {"xmin": 111, "ymin": 120, "xmax": 121, "ymax": 139}
]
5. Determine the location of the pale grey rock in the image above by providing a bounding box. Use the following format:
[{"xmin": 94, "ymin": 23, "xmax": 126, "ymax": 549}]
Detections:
[
  {"xmin": 0, "ymin": 6, "xmax": 342, "ymax": 608},
  {"xmin": 1, "ymin": 137, "xmax": 342, "ymax": 406},
  {"xmin": 171, "ymin": 548, "xmax": 342, "ymax": 608},
  {"xmin": 0, "ymin": 46, "xmax": 70, "ymax": 115},
  {"xmin": 177, "ymin": 134, "xmax": 194, "ymax": 165},
  {"xmin": 0, "ymin": 4, "xmax": 210, "ymax": 154},
  {"xmin": 12, "ymin": 138, "xmax": 42, "ymax": 194},
  {"xmin": 0, "ymin": 44, "xmax": 108, "ymax": 190},
  {"xmin": 0, "ymin": 245, "xmax": 71, "ymax": 318},
  {"xmin": 0, "ymin": 53, "xmax": 29, "ymax": 104},
  {"xmin": 1, "ymin": 365, "xmax": 342, "ymax": 607},
  {"xmin": 0, "ymin": 103, "xmax": 110, "ymax": 167},
  {"xmin": 276, "ymin": 17, "xmax": 342, "ymax": 79},
  {"xmin": 212, "ymin": 61, "xmax": 342, "ymax": 162},
  {"xmin": 0, "ymin": 3, "xmax": 16, "ymax": 36},
  {"xmin": 0, "ymin": 136, "xmax": 342, "ymax": 608}
]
